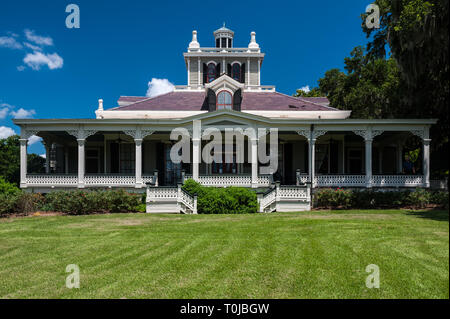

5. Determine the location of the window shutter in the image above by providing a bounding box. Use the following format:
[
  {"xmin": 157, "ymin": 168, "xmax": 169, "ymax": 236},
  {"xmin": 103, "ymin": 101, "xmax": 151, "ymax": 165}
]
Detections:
[
  {"xmin": 207, "ymin": 89, "xmax": 217, "ymax": 112},
  {"xmin": 203, "ymin": 63, "xmax": 207, "ymax": 84},
  {"xmin": 241, "ymin": 63, "xmax": 246, "ymax": 83},
  {"xmin": 233, "ymin": 89, "xmax": 242, "ymax": 111}
]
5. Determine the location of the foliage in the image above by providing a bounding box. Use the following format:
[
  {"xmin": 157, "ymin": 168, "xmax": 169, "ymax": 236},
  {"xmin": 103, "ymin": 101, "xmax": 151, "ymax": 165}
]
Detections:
[
  {"xmin": 315, "ymin": 188, "xmax": 448, "ymax": 209},
  {"xmin": 27, "ymin": 153, "xmax": 45, "ymax": 174},
  {"xmin": 0, "ymin": 177, "xmax": 20, "ymax": 195},
  {"xmin": 44, "ymin": 189, "xmax": 141, "ymax": 215},
  {"xmin": 362, "ymin": 0, "xmax": 449, "ymax": 159},
  {"xmin": 315, "ymin": 188, "xmax": 352, "ymax": 209},
  {"xmin": 294, "ymin": 87, "xmax": 324, "ymax": 97},
  {"xmin": 182, "ymin": 179, "xmax": 257, "ymax": 214},
  {"xmin": 0, "ymin": 135, "xmax": 46, "ymax": 185}
]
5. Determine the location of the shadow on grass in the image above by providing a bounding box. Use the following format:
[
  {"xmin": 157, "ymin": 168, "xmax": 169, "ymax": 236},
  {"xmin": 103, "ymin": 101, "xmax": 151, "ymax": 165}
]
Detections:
[{"xmin": 406, "ymin": 210, "xmax": 449, "ymax": 222}]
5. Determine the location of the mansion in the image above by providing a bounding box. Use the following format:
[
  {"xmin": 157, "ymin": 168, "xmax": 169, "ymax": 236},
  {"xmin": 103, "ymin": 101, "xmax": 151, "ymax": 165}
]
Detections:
[{"xmin": 13, "ymin": 25, "xmax": 435, "ymax": 213}]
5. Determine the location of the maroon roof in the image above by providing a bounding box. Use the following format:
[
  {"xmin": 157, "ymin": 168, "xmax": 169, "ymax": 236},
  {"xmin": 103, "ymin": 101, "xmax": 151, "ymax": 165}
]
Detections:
[{"xmin": 113, "ymin": 91, "xmax": 336, "ymax": 112}]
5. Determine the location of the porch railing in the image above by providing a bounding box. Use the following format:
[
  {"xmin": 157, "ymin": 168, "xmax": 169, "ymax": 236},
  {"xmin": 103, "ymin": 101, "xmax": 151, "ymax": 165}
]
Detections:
[
  {"xmin": 85, "ymin": 174, "xmax": 135, "ymax": 186},
  {"xmin": 25, "ymin": 174, "xmax": 78, "ymax": 186},
  {"xmin": 371, "ymin": 175, "xmax": 424, "ymax": 187},
  {"xmin": 297, "ymin": 172, "xmax": 426, "ymax": 188},
  {"xmin": 146, "ymin": 185, "xmax": 197, "ymax": 214},
  {"xmin": 183, "ymin": 174, "xmax": 273, "ymax": 187},
  {"xmin": 259, "ymin": 184, "xmax": 311, "ymax": 213}
]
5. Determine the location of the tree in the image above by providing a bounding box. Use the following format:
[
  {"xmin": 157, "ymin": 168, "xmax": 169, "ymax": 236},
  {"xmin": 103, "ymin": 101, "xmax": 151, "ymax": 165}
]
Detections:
[
  {"xmin": 300, "ymin": 46, "xmax": 403, "ymax": 119},
  {"xmin": 294, "ymin": 87, "xmax": 323, "ymax": 97},
  {"xmin": 0, "ymin": 135, "xmax": 45, "ymax": 185},
  {"xmin": 361, "ymin": 0, "xmax": 449, "ymax": 176},
  {"xmin": 362, "ymin": 0, "xmax": 449, "ymax": 148}
]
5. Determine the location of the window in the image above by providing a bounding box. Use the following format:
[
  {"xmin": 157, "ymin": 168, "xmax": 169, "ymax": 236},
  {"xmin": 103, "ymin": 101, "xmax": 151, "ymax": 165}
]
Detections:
[
  {"xmin": 231, "ymin": 63, "xmax": 241, "ymax": 81},
  {"xmin": 120, "ymin": 143, "xmax": 135, "ymax": 174},
  {"xmin": 207, "ymin": 63, "xmax": 217, "ymax": 83},
  {"xmin": 217, "ymin": 91, "xmax": 232, "ymax": 110}
]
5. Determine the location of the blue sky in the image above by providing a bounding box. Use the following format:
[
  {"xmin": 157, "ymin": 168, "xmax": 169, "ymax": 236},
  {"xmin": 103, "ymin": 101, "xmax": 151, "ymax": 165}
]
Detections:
[{"xmin": 1, "ymin": 0, "xmax": 373, "ymax": 155}]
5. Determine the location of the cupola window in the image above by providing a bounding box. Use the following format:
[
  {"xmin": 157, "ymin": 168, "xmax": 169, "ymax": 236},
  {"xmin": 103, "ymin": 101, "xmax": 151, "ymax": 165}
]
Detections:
[
  {"xmin": 207, "ymin": 63, "xmax": 217, "ymax": 83},
  {"xmin": 232, "ymin": 63, "xmax": 241, "ymax": 82},
  {"xmin": 217, "ymin": 91, "xmax": 232, "ymax": 110}
]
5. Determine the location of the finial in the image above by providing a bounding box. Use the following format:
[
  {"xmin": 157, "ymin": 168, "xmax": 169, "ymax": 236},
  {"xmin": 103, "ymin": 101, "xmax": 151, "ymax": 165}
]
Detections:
[
  {"xmin": 248, "ymin": 31, "xmax": 259, "ymax": 50},
  {"xmin": 223, "ymin": 22, "xmax": 226, "ymax": 28},
  {"xmin": 98, "ymin": 99, "xmax": 103, "ymax": 111},
  {"xmin": 188, "ymin": 30, "xmax": 200, "ymax": 50}
]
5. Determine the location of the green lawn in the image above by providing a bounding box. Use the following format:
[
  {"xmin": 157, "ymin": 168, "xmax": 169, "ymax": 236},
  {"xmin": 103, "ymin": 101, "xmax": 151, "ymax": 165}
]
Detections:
[{"xmin": 0, "ymin": 210, "xmax": 448, "ymax": 299}]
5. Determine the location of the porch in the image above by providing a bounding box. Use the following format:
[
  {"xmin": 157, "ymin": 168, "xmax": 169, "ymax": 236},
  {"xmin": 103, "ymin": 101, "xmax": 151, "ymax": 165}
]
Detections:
[{"xmin": 15, "ymin": 113, "xmax": 434, "ymax": 192}]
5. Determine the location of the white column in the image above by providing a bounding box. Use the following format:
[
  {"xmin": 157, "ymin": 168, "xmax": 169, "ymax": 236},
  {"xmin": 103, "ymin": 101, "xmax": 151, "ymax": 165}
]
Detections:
[
  {"xmin": 247, "ymin": 58, "xmax": 250, "ymax": 86},
  {"xmin": 222, "ymin": 58, "xmax": 225, "ymax": 74},
  {"xmin": 423, "ymin": 138, "xmax": 431, "ymax": 188},
  {"xmin": 192, "ymin": 139, "xmax": 200, "ymax": 181},
  {"xmin": 192, "ymin": 120, "xmax": 201, "ymax": 181},
  {"xmin": 309, "ymin": 138, "xmax": 316, "ymax": 188},
  {"xmin": 135, "ymin": 139, "xmax": 143, "ymax": 188},
  {"xmin": 77, "ymin": 139, "xmax": 85, "ymax": 188},
  {"xmin": 365, "ymin": 138, "xmax": 373, "ymax": 188},
  {"xmin": 19, "ymin": 138, "xmax": 28, "ymax": 188},
  {"xmin": 251, "ymin": 138, "xmax": 258, "ymax": 188},
  {"xmin": 45, "ymin": 143, "xmax": 50, "ymax": 174},
  {"xmin": 197, "ymin": 58, "xmax": 201, "ymax": 88},
  {"xmin": 257, "ymin": 59, "xmax": 261, "ymax": 85},
  {"xmin": 187, "ymin": 58, "xmax": 190, "ymax": 86}
]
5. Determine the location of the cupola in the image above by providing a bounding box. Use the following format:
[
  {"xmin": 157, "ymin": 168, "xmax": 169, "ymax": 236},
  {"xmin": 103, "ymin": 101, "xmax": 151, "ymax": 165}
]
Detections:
[{"xmin": 213, "ymin": 23, "xmax": 234, "ymax": 49}]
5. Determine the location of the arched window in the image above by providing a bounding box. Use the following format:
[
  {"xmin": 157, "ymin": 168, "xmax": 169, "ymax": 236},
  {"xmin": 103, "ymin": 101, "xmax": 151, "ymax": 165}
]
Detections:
[
  {"xmin": 217, "ymin": 91, "xmax": 232, "ymax": 110},
  {"xmin": 207, "ymin": 63, "xmax": 217, "ymax": 83},
  {"xmin": 231, "ymin": 63, "xmax": 241, "ymax": 82}
]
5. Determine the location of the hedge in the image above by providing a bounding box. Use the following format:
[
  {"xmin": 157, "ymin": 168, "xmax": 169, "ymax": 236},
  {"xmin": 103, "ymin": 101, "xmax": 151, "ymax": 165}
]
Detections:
[
  {"xmin": 182, "ymin": 179, "xmax": 258, "ymax": 214},
  {"xmin": 0, "ymin": 186, "xmax": 142, "ymax": 216},
  {"xmin": 314, "ymin": 188, "xmax": 449, "ymax": 210}
]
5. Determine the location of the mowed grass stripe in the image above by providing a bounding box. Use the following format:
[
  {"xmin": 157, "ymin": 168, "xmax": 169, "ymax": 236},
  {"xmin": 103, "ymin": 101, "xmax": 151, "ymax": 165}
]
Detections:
[{"xmin": 0, "ymin": 210, "xmax": 448, "ymax": 299}]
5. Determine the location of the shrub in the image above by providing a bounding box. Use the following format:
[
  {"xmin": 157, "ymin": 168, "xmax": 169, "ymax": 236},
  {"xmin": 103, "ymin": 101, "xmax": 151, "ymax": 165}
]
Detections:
[
  {"xmin": 315, "ymin": 188, "xmax": 352, "ymax": 209},
  {"xmin": 15, "ymin": 192, "xmax": 45, "ymax": 214},
  {"xmin": 430, "ymin": 191, "xmax": 449, "ymax": 209},
  {"xmin": 0, "ymin": 177, "xmax": 20, "ymax": 195},
  {"xmin": 406, "ymin": 188, "xmax": 431, "ymax": 208},
  {"xmin": 0, "ymin": 178, "xmax": 21, "ymax": 215},
  {"xmin": 0, "ymin": 192, "xmax": 20, "ymax": 215},
  {"xmin": 44, "ymin": 189, "xmax": 141, "ymax": 215},
  {"xmin": 314, "ymin": 188, "xmax": 448, "ymax": 210},
  {"xmin": 182, "ymin": 179, "xmax": 257, "ymax": 214}
]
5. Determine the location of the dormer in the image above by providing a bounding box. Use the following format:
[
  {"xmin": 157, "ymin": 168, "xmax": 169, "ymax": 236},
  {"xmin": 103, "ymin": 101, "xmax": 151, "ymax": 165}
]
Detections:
[{"xmin": 204, "ymin": 74, "xmax": 244, "ymax": 112}]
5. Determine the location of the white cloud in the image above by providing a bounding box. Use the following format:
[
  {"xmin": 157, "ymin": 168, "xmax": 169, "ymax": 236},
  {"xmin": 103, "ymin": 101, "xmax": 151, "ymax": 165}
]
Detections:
[
  {"xmin": 23, "ymin": 51, "xmax": 63, "ymax": 70},
  {"xmin": 40, "ymin": 153, "xmax": 46, "ymax": 159},
  {"xmin": 0, "ymin": 36, "xmax": 23, "ymax": 49},
  {"xmin": 17, "ymin": 65, "xmax": 25, "ymax": 71},
  {"xmin": 28, "ymin": 135, "xmax": 42, "ymax": 145},
  {"xmin": 0, "ymin": 126, "xmax": 16, "ymax": 139},
  {"xmin": 299, "ymin": 85, "xmax": 311, "ymax": 93},
  {"xmin": 10, "ymin": 107, "xmax": 36, "ymax": 119},
  {"xmin": 23, "ymin": 42, "xmax": 43, "ymax": 51},
  {"xmin": 0, "ymin": 107, "xmax": 9, "ymax": 119},
  {"xmin": 24, "ymin": 29, "xmax": 53, "ymax": 46},
  {"xmin": 146, "ymin": 78, "xmax": 175, "ymax": 97}
]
